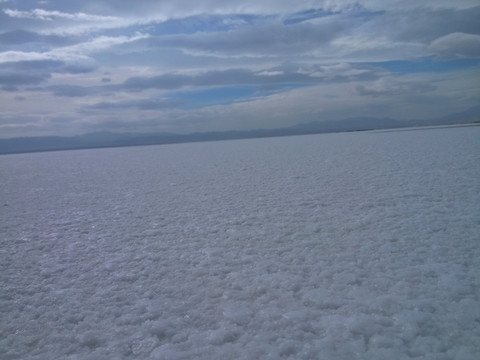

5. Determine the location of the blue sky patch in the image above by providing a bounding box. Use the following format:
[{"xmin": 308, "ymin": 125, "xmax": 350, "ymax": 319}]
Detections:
[
  {"xmin": 173, "ymin": 86, "xmax": 258, "ymax": 109},
  {"xmin": 173, "ymin": 84, "xmax": 306, "ymax": 109}
]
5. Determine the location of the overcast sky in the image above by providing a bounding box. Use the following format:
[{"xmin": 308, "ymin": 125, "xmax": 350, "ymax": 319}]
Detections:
[{"xmin": 0, "ymin": 0, "xmax": 479, "ymax": 138}]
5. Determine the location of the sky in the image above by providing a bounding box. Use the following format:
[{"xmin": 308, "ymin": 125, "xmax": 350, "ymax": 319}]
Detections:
[{"xmin": 0, "ymin": 0, "xmax": 479, "ymax": 138}]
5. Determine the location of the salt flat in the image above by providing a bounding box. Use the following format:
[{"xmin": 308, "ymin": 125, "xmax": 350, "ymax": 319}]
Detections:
[{"xmin": 1, "ymin": 126, "xmax": 479, "ymax": 359}]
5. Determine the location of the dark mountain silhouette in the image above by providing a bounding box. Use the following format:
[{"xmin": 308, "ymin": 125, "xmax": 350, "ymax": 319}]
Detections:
[{"xmin": 1, "ymin": 106, "xmax": 479, "ymax": 154}]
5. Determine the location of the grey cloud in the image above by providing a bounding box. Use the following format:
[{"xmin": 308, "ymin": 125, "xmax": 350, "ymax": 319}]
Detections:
[
  {"xmin": 47, "ymin": 84, "xmax": 93, "ymax": 97},
  {"xmin": 2, "ymin": 85, "xmax": 18, "ymax": 91},
  {"xmin": 0, "ymin": 113, "xmax": 82, "ymax": 138},
  {"xmin": 85, "ymin": 98, "xmax": 184, "ymax": 111},
  {"xmin": 1, "ymin": 58, "xmax": 95, "ymax": 74},
  {"xmin": 0, "ymin": 70, "xmax": 50, "ymax": 88},
  {"xmin": 283, "ymin": 8, "xmax": 336, "ymax": 25},
  {"xmin": 60, "ymin": 60, "xmax": 96, "ymax": 74},
  {"xmin": 10, "ymin": 1, "xmax": 328, "ymax": 18},
  {"xmin": 0, "ymin": 58, "xmax": 96, "ymax": 89},
  {"xmin": 74, "ymin": 115, "xmax": 176, "ymax": 135},
  {"xmin": 30, "ymin": 60, "xmax": 93, "ymax": 73},
  {"xmin": 123, "ymin": 73, "xmax": 190, "ymax": 90},
  {"xmin": 114, "ymin": 6, "xmax": 480, "ymax": 61},
  {"xmin": 0, "ymin": 113, "xmax": 47, "ymax": 126},
  {"xmin": 356, "ymin": 79, "xmax": 436, "ymax": 97},
  {"xmin": 121, "ymin": 69, "xmax": 311, "ymax": 90},
  {"xmin": 121, "ymin": 65, "xmax": 379, "ymax": 91}
]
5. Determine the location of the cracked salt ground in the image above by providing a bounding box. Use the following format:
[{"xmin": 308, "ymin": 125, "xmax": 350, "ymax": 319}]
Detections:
[{"xmin": 1, "ymin": 126, "xmax": 479, "ymax": 359}]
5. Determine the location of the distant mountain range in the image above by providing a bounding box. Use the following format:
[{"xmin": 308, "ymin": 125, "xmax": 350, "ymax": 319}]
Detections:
[{"xmin": 1, "ymin": 106, "xmax": 479, "ymax": 154}]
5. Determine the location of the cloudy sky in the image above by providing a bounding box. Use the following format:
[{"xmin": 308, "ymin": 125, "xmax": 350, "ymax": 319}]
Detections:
[{"xmin": 0, "ymin": 0, "xmax": 479, "ymax": 138}]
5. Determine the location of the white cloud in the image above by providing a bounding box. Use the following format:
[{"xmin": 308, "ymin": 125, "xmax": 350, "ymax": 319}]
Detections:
[
  {"xmin": 308, "ymin": 63, "xmax": 372, "ymax": 79},
  {"xmin": 0, "ymin": 33, "xmax": 148, "ymax": 65},
  {"xmin": 355, "ymin": 0, "xmax": 479, "ymax": 11},
  {"xmin": 257, "ymin": 71, "xmax": 284, "ymax": 76},
  {"xmin": 2, "ymin": 8, "xmax": 150, "ymax": 36},
  {"xmin": 54, "ymin": 33, "xmax": 149, "ymax": 55},
  {"xmin": 429, "ymin": 32, "xmax": 480, "ymax": 59},
  {"xmin": 3, "ymin": 8, "xmax": 119, "ymax": 22},
  {"xmin": 355, "ymin": 77, "xmax": 436, "ymax": 98},
  {"xmin": 0, "ymin": 50, "xmax": 50, "ymax": 63}
]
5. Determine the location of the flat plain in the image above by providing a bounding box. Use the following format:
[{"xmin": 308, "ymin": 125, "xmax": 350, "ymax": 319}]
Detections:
[{"xmin": 1, "ymin": 126, "xmax": 479, "ymax": 359}]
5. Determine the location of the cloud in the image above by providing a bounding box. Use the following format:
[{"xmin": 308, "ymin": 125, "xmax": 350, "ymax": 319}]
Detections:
[
  {"xmin": 356, "ymin": 0, "xmax": 480, "ymax": 11},
  {"xmin": 2, "ymin": 7, "xmax": 141, "ymax": 36},
  {"xmin": 30, "ymin": 1, "xmax": 480, "ymax": 18},
  {"xmin": 0, "ymin": 29, "xmax": 76, "ymax": 46},
  {"xmin": 0, "ymin": 59, "xmax": 61, "ymax": 88},
  {"xmin": 0, "ymin": 33, "xmax": 147, "ymax": 90},
  {"xmin": 389, "ymin": 6, "xmax": 480, "ymax": 43},
  {"xmin": 34, "ymin": 1, "xmax": 342, "ymax": 18},
  {"xmin": 121, "ymin": 64, "xmax": 379, "ymax": 92},
  {"xmin": 0, "ymin": 57, "xmax": 95, "ymax": 88},
  {"xmin": 429, "ymin": 33, "xmax": 480, "ymax": 59},
  {"xmin": 54, "ymin": 34, "xmax": 148, "ymax": 55},
  {"xmin": 306, "ymin": 62, "xmax": 375, "ymax": 79},
  {"xmin": 85, "ymin": 98, "xmax": 184, "ymax": 111},
  {"xmin": 120, "ymin": 69, "xmax": 304, "ymax": 90},
  {"xmin": 0, "ymin": 72, "xmax": 50, "ymax": 89},
  {"xmin": 257, "ymin": 70, "xmax": 284, "ymax": 76},
  {"xmin": 147, "ymin": 20, "xmax": 347, "ymax": 58},
  {"xmin": 110, "ymin": 5, "xmax": 479, "ymax": 65},
  {"xmin": 356, "ymin": 78, "xmax": 436, "ymax": 97},
  {"xmin": 0, "ymin": 34, "xmax": 147, "ymax": 67},
  {"xmin": 46, "ymin": 84, "xmax": 93, "ymax": 97},
  {"xmin": 0, "ymin": 50, "xmax": 96, "ymax": 75},
  {"xmin": 319, "ymin": 5, "xmax": 480, "ymax": 63},
  {"xmin": 3, "ymin": 8, "xmax": 118, "ymax": 22}
]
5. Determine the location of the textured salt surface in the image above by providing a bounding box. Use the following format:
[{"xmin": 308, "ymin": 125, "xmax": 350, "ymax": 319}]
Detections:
[{"xmin": 1, "ymin": 126, "xmax": 479, "ymax": 359}]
